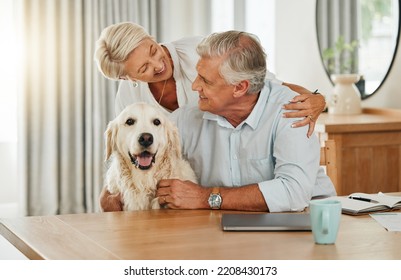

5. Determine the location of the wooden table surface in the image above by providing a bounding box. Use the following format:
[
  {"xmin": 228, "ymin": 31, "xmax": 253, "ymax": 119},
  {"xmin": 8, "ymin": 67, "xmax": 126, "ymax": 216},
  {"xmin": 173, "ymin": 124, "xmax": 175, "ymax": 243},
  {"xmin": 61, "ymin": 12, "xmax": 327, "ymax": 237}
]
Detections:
[{"xmin": 1, "ymin": 208, "xmax": 400, "ymax": 260}]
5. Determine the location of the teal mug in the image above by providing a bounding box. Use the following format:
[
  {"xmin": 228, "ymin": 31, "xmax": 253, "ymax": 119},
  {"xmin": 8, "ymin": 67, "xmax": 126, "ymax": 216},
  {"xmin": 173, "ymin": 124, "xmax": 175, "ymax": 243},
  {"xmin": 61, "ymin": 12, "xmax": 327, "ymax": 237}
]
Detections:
[{"xmin": 309, "ymin": 200, "xmax": 341, "ymax": 245}]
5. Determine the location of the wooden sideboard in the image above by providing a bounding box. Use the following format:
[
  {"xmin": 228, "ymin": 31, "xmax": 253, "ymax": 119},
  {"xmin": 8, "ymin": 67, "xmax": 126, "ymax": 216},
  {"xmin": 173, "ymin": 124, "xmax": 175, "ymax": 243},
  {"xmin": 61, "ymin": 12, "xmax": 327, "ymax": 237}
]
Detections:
[{"xmin": 316, "ymin": 107, "xmax": 401, "ymax": 195}]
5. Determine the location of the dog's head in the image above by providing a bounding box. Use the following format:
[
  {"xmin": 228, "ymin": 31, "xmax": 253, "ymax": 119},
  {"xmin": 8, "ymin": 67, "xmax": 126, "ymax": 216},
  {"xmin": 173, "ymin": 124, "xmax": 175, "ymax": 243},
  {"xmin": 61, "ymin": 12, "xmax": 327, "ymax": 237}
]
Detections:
[{"xmin": 105, "ymin": 102, "xmax": 181, "ymax": 170}]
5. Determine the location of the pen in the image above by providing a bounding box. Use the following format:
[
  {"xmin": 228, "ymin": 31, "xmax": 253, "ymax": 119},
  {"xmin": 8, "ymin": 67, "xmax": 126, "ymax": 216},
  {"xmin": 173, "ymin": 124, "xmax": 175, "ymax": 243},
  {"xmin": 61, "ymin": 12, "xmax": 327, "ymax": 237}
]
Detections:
[{"xmin": 348, "ymin": 196, "xmax": 377, "ymax": 203}]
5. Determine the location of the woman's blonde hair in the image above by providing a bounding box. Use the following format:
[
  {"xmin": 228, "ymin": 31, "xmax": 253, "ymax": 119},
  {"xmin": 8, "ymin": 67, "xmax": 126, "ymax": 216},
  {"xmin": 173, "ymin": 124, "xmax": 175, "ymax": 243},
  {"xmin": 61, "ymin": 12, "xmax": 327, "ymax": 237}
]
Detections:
[{"xmin": 94, "ymin": 22, "xmax": 153, "ymax": 80}]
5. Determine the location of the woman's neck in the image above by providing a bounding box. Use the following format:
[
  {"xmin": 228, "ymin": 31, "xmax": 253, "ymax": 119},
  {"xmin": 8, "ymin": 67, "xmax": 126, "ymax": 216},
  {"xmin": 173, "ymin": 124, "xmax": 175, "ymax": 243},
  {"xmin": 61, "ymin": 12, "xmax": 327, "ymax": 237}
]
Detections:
[{"xmin": 148, "ymin": 77, "xmax": 178, "ymax": 111}]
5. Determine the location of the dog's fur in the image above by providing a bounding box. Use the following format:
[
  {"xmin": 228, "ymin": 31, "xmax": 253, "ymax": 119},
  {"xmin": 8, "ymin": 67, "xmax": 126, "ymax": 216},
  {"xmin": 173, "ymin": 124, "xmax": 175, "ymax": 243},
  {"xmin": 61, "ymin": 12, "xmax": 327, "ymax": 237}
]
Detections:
[{"xmin": 103, "ymin": 102, "xmax": 197, "ymax": 211}]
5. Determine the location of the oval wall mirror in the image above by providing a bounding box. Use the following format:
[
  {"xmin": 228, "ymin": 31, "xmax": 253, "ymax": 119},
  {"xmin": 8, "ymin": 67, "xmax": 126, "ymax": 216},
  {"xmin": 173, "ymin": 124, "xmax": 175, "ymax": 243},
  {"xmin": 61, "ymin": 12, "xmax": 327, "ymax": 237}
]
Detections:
[{"xmin": 316, "ymin": 0, "xmax": 400, "ymax": 99}]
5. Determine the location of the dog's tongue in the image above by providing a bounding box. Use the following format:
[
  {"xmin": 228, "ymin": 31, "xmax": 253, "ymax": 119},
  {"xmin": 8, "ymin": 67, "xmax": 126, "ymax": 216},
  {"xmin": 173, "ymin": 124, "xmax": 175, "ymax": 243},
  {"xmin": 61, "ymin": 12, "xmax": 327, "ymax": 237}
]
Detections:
[{"xmin": 137, "ymin": 155, "xmax": 153, "ymax": 167}]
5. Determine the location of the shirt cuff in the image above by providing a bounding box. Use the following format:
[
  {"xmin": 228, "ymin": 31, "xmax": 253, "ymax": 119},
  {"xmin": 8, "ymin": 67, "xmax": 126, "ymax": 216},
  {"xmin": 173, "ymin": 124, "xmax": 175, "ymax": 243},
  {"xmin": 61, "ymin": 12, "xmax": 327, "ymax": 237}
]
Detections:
[{"xmin": 258, "ymin": 180, "xmax": 307, "ymax": 212}]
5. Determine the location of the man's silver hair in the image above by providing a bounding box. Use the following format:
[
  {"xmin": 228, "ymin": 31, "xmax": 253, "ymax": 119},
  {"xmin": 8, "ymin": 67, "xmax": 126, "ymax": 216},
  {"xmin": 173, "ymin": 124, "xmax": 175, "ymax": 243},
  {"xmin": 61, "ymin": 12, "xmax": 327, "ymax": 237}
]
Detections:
[{"xmin": 196, "ymin": 30, "xmax": 267, "ymax": 94}]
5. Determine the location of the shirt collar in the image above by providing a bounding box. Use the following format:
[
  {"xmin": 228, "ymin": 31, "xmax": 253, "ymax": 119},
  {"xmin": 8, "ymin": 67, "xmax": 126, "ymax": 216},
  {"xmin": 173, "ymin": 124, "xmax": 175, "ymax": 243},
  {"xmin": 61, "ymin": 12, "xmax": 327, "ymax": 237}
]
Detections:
[
  {"xmin": 202, "ymin": 83, "xmax": 270, "ymax": 130},
  {"xmin": 203, "ymin": 111, "xmax": 233, "ymax": 128}
]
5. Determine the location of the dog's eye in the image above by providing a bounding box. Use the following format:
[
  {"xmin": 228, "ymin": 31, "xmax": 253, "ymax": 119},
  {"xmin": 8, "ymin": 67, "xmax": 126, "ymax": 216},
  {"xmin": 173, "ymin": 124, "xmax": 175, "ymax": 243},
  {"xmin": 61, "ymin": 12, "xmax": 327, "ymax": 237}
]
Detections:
[
  {"xmin": 153, "ymin": 119, "xmax": 161, "ymax": 126},
  {"xmin": 126, "ymin": 118, "xmax": 135, "ymax": 126}
]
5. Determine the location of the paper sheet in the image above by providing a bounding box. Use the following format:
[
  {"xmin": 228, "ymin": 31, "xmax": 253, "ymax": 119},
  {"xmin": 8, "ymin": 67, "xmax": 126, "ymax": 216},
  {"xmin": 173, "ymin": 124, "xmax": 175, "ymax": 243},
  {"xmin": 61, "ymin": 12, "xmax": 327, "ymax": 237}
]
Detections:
[{"xmin": 370, "ymin": 213, "xmax": 401, "ymax": 231}]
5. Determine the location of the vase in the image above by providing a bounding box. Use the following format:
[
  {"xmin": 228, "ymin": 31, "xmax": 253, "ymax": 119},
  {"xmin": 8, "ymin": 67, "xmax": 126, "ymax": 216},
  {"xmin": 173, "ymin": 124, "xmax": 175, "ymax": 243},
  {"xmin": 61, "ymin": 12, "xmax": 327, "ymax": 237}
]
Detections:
[{"xmin": 327, "ymin": 74, "xmax": 362, "ymax": 115}]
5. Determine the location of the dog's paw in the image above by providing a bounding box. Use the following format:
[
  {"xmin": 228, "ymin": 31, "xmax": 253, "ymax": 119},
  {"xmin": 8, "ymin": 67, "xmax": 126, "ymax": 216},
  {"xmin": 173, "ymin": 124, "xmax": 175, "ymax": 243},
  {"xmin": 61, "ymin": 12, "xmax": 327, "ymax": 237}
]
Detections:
[{"xmin": 151, "ymin": 198, "xmax": 161, "ymax": 209}]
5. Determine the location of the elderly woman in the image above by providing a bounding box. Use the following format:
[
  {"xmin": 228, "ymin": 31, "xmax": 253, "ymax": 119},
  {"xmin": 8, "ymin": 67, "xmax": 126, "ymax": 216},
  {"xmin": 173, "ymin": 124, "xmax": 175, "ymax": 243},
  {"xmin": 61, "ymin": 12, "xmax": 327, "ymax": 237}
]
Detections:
[
  {"xmin": 94, "ymin": 22, "xmax": 325, "ymax": 134},
  {"xmin": 94, "ymin": 22, "xmax": 327, "ymax": 212}
]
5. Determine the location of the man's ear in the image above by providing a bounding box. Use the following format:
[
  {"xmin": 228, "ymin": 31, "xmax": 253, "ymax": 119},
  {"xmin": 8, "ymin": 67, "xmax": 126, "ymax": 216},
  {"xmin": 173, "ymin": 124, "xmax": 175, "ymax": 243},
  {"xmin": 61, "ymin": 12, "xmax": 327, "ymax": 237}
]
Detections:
[{"xmin": 233, "ymin": 80, "xmax": 249, "ymax": 98}]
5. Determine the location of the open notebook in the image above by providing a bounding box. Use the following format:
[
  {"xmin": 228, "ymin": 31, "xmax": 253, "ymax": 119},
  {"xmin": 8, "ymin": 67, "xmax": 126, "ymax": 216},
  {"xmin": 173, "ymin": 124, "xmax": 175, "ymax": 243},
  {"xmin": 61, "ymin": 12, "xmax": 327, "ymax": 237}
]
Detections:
[
  {"xmin": 322, "ymin": 192, "xmax": 401, "ymax": 215},
  {"xmin": 221, "ymin": 213, "xmax": 311, "ymax": 231}
]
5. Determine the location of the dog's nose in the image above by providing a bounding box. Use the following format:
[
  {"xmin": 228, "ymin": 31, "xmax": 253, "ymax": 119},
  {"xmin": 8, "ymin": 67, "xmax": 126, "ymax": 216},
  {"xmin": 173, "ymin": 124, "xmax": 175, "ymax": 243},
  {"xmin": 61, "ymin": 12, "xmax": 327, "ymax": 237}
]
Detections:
[{"xmin": 138, "ymin": 133, "xmax": 153, "ymax": 148}]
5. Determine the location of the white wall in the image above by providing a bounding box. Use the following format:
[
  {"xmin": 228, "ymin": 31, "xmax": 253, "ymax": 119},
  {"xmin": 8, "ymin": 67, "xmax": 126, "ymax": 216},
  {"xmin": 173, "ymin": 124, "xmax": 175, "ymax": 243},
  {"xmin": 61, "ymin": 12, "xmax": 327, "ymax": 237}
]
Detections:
[
  {"xmin": 0, "ymin": 0, "xmax": 19, "ymax": 218},
  {"xmin": 275, "ymin": 0, "xmax": 401, "ymax": 109},
  {"xmin": 0, "ymin": 144, "xmax": 17, "ymax": 202},
  {"xmin": 0, "ymin": 143, "xmax": 18, "ymax": 218}
]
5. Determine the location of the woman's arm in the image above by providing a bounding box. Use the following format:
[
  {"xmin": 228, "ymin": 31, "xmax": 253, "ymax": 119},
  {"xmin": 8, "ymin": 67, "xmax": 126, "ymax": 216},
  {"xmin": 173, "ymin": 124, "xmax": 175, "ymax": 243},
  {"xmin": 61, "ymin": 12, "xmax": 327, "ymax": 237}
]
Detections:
[{"xmin": 281, "ymin": 82, "xmax": 326, "ymax": 137}]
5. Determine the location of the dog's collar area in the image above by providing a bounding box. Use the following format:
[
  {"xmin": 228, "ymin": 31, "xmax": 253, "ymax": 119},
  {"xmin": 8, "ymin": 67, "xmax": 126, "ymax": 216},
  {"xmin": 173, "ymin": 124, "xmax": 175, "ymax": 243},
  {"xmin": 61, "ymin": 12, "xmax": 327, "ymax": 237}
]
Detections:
[{"xmin": 128, "ymin": 151, "xmax": 156, "ymax": 170}]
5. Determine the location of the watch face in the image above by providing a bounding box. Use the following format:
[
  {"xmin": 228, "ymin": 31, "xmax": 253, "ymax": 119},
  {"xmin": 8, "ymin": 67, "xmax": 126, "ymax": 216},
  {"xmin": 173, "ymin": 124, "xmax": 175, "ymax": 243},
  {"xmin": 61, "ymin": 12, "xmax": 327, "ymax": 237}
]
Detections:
[{"xmin": 208, "ymin": 193, "xmax": 222, "ymax": 209}]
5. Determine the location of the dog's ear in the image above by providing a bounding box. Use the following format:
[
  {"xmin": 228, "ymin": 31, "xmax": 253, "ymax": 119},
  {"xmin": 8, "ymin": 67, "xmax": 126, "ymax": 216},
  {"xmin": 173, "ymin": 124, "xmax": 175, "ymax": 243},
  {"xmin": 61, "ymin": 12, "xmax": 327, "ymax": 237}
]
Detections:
[
  {"xmin": 105, "ymin": 121, "xmax": 118, "ymax": 161},
  {"xmin": 165, "ymin": 119, "xmax": 182, "ymax": 159}
]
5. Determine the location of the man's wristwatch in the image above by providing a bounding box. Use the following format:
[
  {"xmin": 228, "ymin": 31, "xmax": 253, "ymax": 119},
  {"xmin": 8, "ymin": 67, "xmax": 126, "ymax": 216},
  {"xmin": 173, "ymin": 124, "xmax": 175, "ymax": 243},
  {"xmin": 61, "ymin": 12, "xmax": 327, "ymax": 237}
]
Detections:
[{"xmin": 208, "ymin": 187, "xmax": 222, "ymax": 209}]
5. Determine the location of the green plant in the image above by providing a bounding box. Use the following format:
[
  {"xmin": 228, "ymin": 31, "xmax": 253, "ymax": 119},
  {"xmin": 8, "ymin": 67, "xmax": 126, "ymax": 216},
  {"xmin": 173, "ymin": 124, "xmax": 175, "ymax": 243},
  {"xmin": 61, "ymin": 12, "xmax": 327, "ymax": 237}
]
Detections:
[{"xmin": 322, "ymin": 35, "xmax": 359, "ymax": 74}]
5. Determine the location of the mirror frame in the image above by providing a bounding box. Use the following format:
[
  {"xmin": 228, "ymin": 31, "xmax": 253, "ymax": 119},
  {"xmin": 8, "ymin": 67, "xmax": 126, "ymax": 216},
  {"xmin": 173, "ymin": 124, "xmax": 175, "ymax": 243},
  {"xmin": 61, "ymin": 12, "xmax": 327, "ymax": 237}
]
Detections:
[{"xmin": 316, "ymin": 0, "xmax": 401, "ymax": 100}]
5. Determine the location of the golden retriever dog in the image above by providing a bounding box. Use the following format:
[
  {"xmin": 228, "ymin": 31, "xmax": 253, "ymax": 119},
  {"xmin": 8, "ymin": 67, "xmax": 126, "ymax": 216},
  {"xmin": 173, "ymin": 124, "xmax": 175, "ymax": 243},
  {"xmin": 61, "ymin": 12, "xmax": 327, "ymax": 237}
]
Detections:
[{"xmin": 103, "ymin": 102, "xmax": 197, "ymax": 211}]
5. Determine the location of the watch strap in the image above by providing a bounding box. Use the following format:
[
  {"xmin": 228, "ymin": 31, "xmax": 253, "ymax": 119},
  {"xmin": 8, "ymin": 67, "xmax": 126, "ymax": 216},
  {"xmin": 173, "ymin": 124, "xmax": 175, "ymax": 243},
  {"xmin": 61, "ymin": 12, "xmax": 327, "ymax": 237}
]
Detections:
[{"xmin": 212, "ymin": 187, "xmax": 220, "ymax": 195}]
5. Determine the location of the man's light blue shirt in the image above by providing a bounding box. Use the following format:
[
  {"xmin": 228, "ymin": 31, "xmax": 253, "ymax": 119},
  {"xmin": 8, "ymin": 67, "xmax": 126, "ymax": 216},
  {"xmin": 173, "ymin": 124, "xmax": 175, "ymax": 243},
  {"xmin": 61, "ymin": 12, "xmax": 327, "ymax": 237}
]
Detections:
[{"xmin": 171, "ymin": 81, "xmax": 336, "ymax": 212}]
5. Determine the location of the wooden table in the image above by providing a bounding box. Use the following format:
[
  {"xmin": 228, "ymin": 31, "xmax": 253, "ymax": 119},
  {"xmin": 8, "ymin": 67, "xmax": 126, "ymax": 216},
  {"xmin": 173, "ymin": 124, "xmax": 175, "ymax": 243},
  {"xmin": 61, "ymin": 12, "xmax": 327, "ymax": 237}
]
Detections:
[
  {"xmin": 1, "ymin": 208, "xmax": 400, "ymax": 260},
  {"xmin": 316, "ymin": 107, "xmax": 401, "ymax": 195}
]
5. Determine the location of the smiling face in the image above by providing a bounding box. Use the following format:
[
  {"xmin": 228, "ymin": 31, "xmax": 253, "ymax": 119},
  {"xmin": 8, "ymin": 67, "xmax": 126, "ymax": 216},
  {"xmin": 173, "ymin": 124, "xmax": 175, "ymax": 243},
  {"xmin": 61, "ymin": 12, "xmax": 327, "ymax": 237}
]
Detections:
[
  {"xmin": 124, "ymin": 38, "xmax": 173, "ymax": 83},
  {"xmin": 106, "ymin": 103, "xmax": 171, "ymax": 170},
  {"xmin": 192, "ymin": 56, "xmax": 236, "ymax": 115}
]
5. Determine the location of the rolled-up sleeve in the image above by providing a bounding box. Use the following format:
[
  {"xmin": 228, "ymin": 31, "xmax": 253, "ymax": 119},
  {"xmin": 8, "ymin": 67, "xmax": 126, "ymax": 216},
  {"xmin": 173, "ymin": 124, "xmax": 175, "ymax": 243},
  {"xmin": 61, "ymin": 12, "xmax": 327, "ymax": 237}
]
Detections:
[{"xmin": 258, "ymin": 118, "xmax": 319, "ymax": 212}]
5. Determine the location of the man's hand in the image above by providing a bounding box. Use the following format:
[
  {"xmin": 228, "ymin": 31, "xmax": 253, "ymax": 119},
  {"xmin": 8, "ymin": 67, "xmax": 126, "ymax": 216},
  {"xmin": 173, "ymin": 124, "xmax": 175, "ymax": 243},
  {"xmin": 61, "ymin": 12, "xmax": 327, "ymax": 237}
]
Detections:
[
  {"xmin": 156, "ymin": 179, "xmax": 209, "ymax": 209},
  {"xmin": 156, "ymin": 180, "xmax": 268, "ymax": 211},
  {"xmin": 99, "ymin": 187, "xmax": 124, "ymax": 212}
]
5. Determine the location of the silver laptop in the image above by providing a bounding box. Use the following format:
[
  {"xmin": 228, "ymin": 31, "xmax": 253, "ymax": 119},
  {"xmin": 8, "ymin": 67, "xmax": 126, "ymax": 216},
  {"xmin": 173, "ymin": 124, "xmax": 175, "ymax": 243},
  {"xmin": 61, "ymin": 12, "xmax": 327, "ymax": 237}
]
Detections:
[{"xmin": 221, "ymin": 213, "xmax": 311, "ymax": 231}]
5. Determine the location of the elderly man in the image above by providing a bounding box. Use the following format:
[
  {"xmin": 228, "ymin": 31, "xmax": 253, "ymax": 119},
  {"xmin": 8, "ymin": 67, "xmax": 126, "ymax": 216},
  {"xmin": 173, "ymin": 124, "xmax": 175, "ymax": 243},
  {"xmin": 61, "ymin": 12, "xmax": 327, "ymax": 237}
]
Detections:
[
  {"xmin": 100, "ymin": 31, "xmax": 335, "ymax": 212},
  {"xmin": 155, "ymin": 31, "xmax": 335, "ymax": 212}
]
